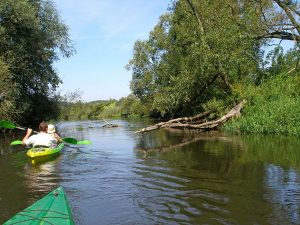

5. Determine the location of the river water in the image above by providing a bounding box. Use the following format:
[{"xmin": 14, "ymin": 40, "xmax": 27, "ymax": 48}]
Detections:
[{"xmin": 0, "ymin": 120, "xmax": 300, "ymax": 225}]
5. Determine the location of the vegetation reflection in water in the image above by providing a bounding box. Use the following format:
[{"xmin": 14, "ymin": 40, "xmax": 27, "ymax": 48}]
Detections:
[
  {"xmin": 134, "ymin": 129, "xmax": 300, "ymax": 224},
  {"xmin": 0, "ymin": 120, "xmax": 300, "ymax": 225}
]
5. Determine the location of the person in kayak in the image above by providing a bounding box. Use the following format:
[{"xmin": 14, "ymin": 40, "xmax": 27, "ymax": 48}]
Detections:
[
  {"xmin": 47, "ymin": 124, "xmax": 62, "ymax": 142},
  {"xmin": 22, "ymin": 121, "xmax": 57, "ymax": 147}
]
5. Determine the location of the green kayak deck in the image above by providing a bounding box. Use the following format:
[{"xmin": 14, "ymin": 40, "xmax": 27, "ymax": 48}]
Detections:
[{"xmin": 4, "ymin": 187, "xmax": 74, "ymax": 225}]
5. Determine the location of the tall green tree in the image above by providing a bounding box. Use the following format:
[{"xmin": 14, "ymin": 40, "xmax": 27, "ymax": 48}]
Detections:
[
  {"xmin": 127, "ymin": 0, "xmax": 299, "ymax": 118},
  {"xmin": 127, "ymin": 0, "xmax": 260, "ymax": 117},
  {"xmin": 0, "ymin": 0, "xmax": 74, "ymax": 124}
]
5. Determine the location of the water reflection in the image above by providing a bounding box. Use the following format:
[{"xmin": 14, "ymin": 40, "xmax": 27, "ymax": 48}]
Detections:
[
  {"xmin": 23, "ymin": 160, "xmax": 60, "ymax": 194},
  {"xmin": 134, "ymin": 130, "xmax": 300, "ymax": 224}
]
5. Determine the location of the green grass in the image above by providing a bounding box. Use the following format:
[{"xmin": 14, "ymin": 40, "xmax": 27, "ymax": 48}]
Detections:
[{"xmin": 224, "ymin": 73, "xmax": 300, "ymax": 136}]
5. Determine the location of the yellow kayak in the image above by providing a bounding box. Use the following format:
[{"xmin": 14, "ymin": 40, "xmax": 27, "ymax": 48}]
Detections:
[{"xmin": 26, "ymin": 143, "xmax": 64, "ymax": 163}]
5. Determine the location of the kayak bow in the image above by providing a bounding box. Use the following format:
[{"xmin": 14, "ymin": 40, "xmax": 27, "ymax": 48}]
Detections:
[{"xmin": 4, "ymin": 186, "xmax": 74, "ymax": 225}]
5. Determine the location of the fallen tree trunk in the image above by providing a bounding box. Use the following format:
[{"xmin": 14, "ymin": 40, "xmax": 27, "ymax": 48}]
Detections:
[{"xmin": 135, "ymin": 100, "xmax": 246, "ymax": 134}]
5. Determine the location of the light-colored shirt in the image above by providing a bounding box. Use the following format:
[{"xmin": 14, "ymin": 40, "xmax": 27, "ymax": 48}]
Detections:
[{"xmin": 24, "ymin": 132, "xmax": 57, "ymax": 147}]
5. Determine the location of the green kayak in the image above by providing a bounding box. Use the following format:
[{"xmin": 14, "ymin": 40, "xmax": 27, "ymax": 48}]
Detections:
[{"xmin": 4, "ymin": 187, "xmax": 75, "ymax": 225}]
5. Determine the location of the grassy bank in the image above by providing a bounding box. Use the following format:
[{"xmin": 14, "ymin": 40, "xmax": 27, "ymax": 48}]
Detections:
[{"xmin": 224, "ymin": 73, "xmax": 300, "ymax": 136}]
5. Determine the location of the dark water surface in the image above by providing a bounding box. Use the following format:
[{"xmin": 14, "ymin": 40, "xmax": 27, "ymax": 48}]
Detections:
[{"xmin": 1, "ymin": 120, "xmax": 300, "ymax": 225}]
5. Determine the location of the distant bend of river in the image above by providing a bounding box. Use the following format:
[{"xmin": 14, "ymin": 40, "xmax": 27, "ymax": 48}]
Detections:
[{"xmin": 1, "ymin": 119, "xmax": 300, "ymax": 225}]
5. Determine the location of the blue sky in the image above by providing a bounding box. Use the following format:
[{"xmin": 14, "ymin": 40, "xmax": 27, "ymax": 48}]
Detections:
[{"xmin": 53, "ymin": 0, "xmax": 171, "ymax": 102}]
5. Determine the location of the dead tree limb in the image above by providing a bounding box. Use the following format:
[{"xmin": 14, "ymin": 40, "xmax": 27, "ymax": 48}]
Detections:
[
  {"xmin": 135, "ymin": 111, "xmax": 211, "ymax": 134},
  {"xmin": 135, "ymin": 100, "xmax": 246, "ymax": 134}
]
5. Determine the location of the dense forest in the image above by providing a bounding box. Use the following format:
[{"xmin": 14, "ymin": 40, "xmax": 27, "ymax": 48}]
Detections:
[{"xmin": 1, "ymin": 0, "xmax": 300, "ymax": 135}]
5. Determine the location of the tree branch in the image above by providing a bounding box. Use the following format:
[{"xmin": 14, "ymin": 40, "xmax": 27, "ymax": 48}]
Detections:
[
  {"xmin": 135, "ymin": 100, "xmax": 246, "ymax": 134},
  {"xmin": 258, "ymin": 31, "xmax": 300, "ymax": 42},
  {"xmin": 273, "ymin": 0, "xmax": 300, "ymax": 36}
]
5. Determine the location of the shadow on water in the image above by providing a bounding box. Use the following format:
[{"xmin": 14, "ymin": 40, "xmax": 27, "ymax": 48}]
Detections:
[{"xmin": 0, "ymin": 120, "xmax": 300, "ymax": 225}]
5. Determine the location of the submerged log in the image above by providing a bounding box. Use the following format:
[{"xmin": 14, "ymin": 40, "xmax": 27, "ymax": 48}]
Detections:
[
  {"xmin": 135, "ymin": 100, "xmax": 246, "ymax": 134},
  {"xmin": 102, "ymin": 123, "xmax": 120, "ymax": 128},
  {"xmin": 101, "ymin": 119, "xmax": 120, "ymax": 128}
]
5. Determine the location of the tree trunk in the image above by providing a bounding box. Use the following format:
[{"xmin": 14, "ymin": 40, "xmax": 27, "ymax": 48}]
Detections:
[{"xmin": 135, "ymin": 100, "xmax": 246, "ymax": 134}]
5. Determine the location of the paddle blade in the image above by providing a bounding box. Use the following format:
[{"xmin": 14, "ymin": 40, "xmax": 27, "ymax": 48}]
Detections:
[
  {"xmin": 77, "ymin": 140, "xmax": 92, "ymax": 145},
  {"xmin": 10, "ymin": 140, "xmax": 23, "ymax": 145},
  {"xmin": 62, "ymin": 137, "xmax": 78, "ymax": 144},
  {"xmin": 0, "ymin": 120, "xmax": 16, "ymax": 129}
]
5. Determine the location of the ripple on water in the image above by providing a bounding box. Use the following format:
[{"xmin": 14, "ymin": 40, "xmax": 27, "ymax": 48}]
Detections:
[{"xmin": 129, "ymin": 155, "xmax": 237, "ymax": 224}]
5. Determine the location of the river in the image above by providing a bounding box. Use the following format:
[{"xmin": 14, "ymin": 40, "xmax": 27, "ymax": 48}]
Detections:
[{"xmin": 0, "ymin": 120, "xmax": 300, "ymax": 225}]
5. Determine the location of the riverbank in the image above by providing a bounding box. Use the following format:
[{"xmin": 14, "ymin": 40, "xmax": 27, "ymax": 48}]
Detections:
[
  {"xmin": 57, "ymin": 72, "xmax": 300, "ymax": 136},
  {"xmin": 224, "ymin": 74, "xmax": 300, "ymax": 136}
]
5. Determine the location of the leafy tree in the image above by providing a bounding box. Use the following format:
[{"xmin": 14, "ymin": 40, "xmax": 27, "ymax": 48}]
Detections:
[
  {"xmin": 265, "ymin": 46, "xmax": 300, "ymax": 76},
  {"xmin": 127, "ymin": 0, "xmax": 299, "ymax": 118},
  {"xmin": 127, "ymin": 0, "xmax": 260, "ymax": 117},
  {"xmin": 0, "ymin": 0, "xmax": 74, "ymax": 124}
]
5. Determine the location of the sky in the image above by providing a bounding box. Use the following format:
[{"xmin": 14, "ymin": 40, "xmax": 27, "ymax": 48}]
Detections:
[{"xmin": 53, "ymin": 0, "xmax": 171, "ymax": 102}]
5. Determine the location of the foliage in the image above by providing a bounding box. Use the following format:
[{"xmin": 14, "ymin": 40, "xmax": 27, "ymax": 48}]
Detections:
[
  {"xmin": 224, "ymin": 71, "xmax": 300, "ymax": 135},
  {"xmin": 124, "ymin": 0, "xmax": 300, "ymax": 136},
  {"xmin": 0, "ymin": 0, "xmax": 74, "ymax": 125},
  {"xmin": 202, "ymin": 98, "xmax": 229, "ymax": 120},
  {"xmin": 264, "ymin": 45, "xmax": 300, "ymax": 78},
  {"xmin": 58, "ymin": 94, "xmax": 149, "ymax": 121},
  {"xmin": 0, "ymin": 58, "xmax": 25, "ymax": 121},
  {"xmin": 127, "ymin": 0, "xmax": 268, "ymax": 118},
  {"xmin": 224, "ymin": 47, "xmax": 300, "ymax": 135},
  {"xmin": 127, "ymin": 0, "xmax": 300, "ymax": 120}
]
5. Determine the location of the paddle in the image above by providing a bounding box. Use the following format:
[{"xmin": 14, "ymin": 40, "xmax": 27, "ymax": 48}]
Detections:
[
  {"xmin": 61, "ymin": 138, "xmax": 91, "ymax": 145},
  {"xmin": 10, "ymin": 140, "xmax": 23, "ymax": 146},
  {"xmin": 0, "ymin": 120, "xmax": 92, "ymax": 145},
  {"xmin": 0, "ymin": 120, "xmax": 38, "ymax": 134},
  {"xmin": 76, "ymin": 140, "xmax": 92, "ymax": 145}
]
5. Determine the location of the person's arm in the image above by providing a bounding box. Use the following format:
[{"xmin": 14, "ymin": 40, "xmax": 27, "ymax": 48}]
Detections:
[
  {"xmin": 54, "ymin": 133, "xmax": 63, "ymax": 142},
  {"xmin": 54, "ymin": 133, "xmax": 61, "ymax": 139},
  {"xmin": 22, "ymin": 128, "xmax": 33, "ymax": 145}
]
